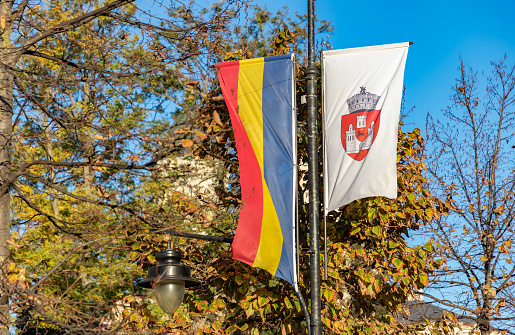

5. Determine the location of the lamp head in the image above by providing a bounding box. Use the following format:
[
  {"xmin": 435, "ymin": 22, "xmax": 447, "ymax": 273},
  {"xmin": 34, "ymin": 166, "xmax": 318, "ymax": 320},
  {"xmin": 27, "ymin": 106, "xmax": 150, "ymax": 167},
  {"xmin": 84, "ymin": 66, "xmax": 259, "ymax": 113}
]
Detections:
[{"xmin": 137, "ymin": 249, "xmax": 200, "ymax": 315}]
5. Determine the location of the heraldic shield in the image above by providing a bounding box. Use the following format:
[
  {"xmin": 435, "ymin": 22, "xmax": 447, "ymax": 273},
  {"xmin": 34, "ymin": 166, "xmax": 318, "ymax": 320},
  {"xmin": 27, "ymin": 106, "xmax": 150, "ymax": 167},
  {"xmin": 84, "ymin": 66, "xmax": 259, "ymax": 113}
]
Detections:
[{"xmin": 340, "ymin": 87, "xmax": 381, "ymax": 161}]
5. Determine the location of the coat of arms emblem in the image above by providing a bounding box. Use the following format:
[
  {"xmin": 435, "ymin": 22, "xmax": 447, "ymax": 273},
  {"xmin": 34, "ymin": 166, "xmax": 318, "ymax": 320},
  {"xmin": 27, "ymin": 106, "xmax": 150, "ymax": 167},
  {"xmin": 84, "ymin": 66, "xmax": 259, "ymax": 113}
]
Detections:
[{"xmin": 341, "ymin": 86, "xmax": 381, "ymax": 161}]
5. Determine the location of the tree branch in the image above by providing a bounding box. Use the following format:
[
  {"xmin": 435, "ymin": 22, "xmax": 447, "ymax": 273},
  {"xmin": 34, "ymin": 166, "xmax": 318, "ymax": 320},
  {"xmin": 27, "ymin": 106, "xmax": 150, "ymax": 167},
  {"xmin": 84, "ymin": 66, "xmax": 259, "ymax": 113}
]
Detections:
[
  {"xmin": 22, "ymin": 50, "xmax": 81, "ymax": 68},
  {"xmin": 419, "ymin": 291, "xmax": 477, "ymax": 316},
  {"xmin": 19, "ymin": 0, "xmax": 135, "ymax": 53},
  {"xmin": 11, "ymin": 0, "xmax": 29, "ymax": 23}
]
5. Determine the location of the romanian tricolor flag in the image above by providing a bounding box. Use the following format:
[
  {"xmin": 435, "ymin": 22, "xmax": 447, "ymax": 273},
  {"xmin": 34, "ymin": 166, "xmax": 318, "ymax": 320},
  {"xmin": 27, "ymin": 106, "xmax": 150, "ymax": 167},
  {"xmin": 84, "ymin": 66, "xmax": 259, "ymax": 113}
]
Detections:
[{"xmin": 216, "ymin": 54, "xmax": 297, "ymax": 287}]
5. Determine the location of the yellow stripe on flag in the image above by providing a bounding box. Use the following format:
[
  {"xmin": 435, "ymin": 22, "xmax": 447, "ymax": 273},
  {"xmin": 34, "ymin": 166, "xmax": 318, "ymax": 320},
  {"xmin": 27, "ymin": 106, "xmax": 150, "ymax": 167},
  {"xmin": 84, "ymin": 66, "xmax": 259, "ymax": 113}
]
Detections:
[
  {"xmin": 255, "ymin": 179, "xmax": 283, "ymax": 274},
  {"xmin": 237, "ymin": 58, "xmax": 264, "ymax": 164}
]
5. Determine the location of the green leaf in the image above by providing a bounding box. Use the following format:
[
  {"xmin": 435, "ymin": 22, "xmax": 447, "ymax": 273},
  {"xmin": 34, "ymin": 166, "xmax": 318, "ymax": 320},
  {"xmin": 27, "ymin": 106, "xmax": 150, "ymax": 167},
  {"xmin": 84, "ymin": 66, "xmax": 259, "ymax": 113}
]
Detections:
[
  {"xmin": 418, "ymin": 249, "xmax": 426, "ymax": 258},
  {"xmin": 392, "ymin": 258, "xmax": 403, "ymax": 270},
  {"xmin": 216, "ymin": 299, "xmax": 226, "ymax": 309},
  {"xmin": 374, "ymin": 279, "xmax": 382, "ymax": 292},
  {"xmin": 294, "ymin": 299, "xmax": 301, "ymax": 312},
  {"xmin": 372, "ymin": 226, "xmax": 381, "ymax": 237},
  {"xmin": 367, "ymin": 208, "xmax": 377, "ymax": 222},
  {"xmin": 350, "ymin": 227, "xmax": 361, "ymax": 235},
  {"xmin": 258, "ymin": 295, "xmax": 268, "ymax": 307},
  {"xmin": 402, "ymin": 276, "xmax": 410, "ymax": 286},
  {"xmin": 419, "ymin": 273, "xmax": 429, "ymax": 286},
  {"xmin": 197, "ymin": 300, "xmax": 209, "ymax": 311},
  {"xmin": 323, "ymin": 290, "xmax": 334, "ymax": 301},
  {"xmin": 364, "ymin": 273, "xmax": 374, "ymax": 283}
]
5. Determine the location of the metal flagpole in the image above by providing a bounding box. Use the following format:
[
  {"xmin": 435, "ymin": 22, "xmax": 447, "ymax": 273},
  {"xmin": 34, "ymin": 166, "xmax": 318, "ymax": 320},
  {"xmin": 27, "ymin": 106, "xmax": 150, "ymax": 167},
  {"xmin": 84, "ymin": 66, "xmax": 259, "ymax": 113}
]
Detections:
[{"xmin": 306, "ymin": 0, "xmax": 322, "ymax": 334}]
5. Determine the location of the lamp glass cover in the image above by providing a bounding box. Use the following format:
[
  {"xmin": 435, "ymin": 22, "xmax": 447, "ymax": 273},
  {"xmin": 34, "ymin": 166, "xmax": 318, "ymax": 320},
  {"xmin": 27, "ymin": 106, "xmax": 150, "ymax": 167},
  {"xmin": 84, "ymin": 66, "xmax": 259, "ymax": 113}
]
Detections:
[{"xmin": 154, "ymin": 280, "xmax": 185, "ymax": 315}]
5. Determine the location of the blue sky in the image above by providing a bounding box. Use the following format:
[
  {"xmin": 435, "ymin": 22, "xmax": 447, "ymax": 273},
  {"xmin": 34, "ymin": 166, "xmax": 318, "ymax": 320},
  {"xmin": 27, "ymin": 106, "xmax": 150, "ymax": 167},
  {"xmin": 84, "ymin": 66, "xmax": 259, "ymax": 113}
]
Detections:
[{"xmin": 254, "ymin": 0, "xmax": 515, "ymax": 132}]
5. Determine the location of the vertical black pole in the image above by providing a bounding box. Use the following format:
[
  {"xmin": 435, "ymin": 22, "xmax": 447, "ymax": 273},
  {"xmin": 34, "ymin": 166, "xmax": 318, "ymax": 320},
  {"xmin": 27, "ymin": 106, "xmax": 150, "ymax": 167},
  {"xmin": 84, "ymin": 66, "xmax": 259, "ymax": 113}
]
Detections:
[{"xmin": 306, "ymin": 0, "xmax": 321, "ymax": 334}]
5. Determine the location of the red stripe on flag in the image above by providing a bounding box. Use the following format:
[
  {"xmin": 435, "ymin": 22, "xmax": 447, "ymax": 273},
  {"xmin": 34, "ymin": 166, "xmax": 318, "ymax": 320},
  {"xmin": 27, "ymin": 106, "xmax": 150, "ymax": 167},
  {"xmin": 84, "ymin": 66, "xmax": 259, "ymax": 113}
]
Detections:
[{"xmin": 216, "ymin": 61, "xmax": 264, "ymax": 266}]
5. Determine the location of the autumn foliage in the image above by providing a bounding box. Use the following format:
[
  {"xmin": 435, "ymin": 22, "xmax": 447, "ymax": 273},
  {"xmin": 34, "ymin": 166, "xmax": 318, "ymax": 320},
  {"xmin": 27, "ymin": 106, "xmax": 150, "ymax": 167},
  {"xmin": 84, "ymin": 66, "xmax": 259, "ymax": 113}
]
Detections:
[{"xmin": 5, "ymin": 0, "xmax": 463, "ymax": 334}]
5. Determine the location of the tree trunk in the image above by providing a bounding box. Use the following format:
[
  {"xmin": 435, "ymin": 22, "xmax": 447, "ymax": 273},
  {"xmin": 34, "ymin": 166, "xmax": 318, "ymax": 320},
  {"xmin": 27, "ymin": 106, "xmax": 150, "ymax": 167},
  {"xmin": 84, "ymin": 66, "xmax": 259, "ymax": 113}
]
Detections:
[
  {"xmin": 0, "ymin": 0, "xmax": 15, "ymax": 332},
  {"xmin": 0, "ymin": 32, "xmax": 14, "ymax": 335},
  {"xmin": 478, "ymin": 314, "xmax": 491, "ymax": 335}
]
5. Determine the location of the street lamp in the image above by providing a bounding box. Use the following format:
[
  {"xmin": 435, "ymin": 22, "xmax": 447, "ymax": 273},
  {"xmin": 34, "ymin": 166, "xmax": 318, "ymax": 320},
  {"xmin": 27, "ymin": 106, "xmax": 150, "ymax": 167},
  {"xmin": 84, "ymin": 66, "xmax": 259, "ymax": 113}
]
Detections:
[
  {"xmin": 136, "ymin": 230, "xmax": 311, "ymax": 331},
  {"xmin": 137, "ymin": 245, "xmax": 200, "ymax": 315}
]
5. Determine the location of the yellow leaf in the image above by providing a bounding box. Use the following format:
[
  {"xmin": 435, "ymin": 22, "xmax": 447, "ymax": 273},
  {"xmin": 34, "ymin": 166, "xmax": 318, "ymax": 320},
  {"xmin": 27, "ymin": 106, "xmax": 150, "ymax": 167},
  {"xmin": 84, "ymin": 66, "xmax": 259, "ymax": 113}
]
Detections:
[
  {"xmin": 185, "ymin": 80, "xmax": 199, "ymax": 88},
  {"xmin": 181, "ymin": 139, "xmax": 193, "ymax": 147},
  {"xmin": 92, "ymin": 166, "xmax": 108, "ymax": 172},
  {"xmin": 93, "ymin": 134, "xmax": 106, "ymax": 140},
  {"xmin": 8, "ymin": 273, "xmax": 18, "ymax": 284}
]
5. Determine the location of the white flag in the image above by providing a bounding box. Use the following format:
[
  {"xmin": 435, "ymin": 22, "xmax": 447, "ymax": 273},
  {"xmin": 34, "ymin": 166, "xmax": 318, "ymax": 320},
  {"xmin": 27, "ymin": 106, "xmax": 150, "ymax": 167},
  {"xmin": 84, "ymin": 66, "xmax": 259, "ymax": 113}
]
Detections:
[{"xmin": 322, "ymin": 42, "xmax": 409, "ymax": 214}]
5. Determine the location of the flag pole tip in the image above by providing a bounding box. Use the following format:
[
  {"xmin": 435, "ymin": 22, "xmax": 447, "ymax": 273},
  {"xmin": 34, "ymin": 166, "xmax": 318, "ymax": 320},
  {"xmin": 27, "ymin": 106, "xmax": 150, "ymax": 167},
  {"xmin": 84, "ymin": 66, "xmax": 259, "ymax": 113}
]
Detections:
[{"xmin": 409, "ymin": 41, "xmax": 414, "ymax": 45}]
